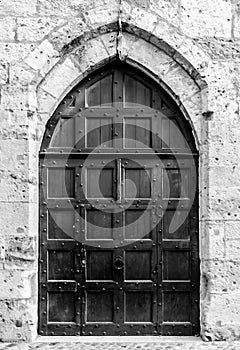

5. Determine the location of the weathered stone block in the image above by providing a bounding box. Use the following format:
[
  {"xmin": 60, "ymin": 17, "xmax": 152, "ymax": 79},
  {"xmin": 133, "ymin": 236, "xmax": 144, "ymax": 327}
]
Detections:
[
  {"xmin": 37, "ymin": 0, "xmax": 118, "ymax": 17},
  {"xmin": 37, "ymin": 88, "xmax": 57, "ymax": 114},
  {"xmin": 128, "ymin": 6, "xmax": 159, "ymax": 35},
  {"xmin": 0, "ymin": 270, "xmax": 33, "ymax": 299},
  {"xmin": 0, "ymin": 203, "xmax": 32, "ymax": 237},
  {"xmin": 209, "ymin": 166, "xmax": 240, "ymax": 189},
  {"xmin": 206, "ymin": 293, "xmax": 240, "ymax": 324},
  {"xmin": 0, "ymin": 298, "xmax": 36, "ymax": 341},
  {"xmin": 0, "ymin": 18, "xmax": 16, "ymax": 42},
  {"xmin": 0, "ymin": 43, "xmax": 33, "ymax": 64},
  {"xmin": 201, "ymin": 259, "xmax": 228, "ymax": 293},
  {"xmin": 40, "ymin": 56, "xmax": 81, "ymax": 99},
  {"xmin": 225, "ymin": 221, "xmax": 240, "ymax": 241},
  {"xmin": 25, "ymin": 40, "xmax": 59, "ymax": 72},
  {"xmin": 126, "ymin": 36, "xmax": 175, "ymax": 80},
  {"xmin": 1, "ymin": 85, "xmax": 30, "ymax": 111},
  {"xmin": 0, "ymin": 61, "xmax": 9, "ymax": 84},
  {"xmin": 226, "ymin": 240, "xmax": 240, "ymax": 261},
  {"xmin": 83, "ymin": 3, "xmax": 119, "ymax": 28},
  {"xmin": 0, "ymin": 0, "xmax": 37, "ymax": 16},
  {"xmin": 180, "ymin": 0, "xmax": 232, "ymax": 38},
  {"xmin": 233, "ymin": 1, "xmax": 240, "ymax": 39},
  {"xmin": 149, "ymin": 0, "xmax": 180, "ymax": 26},
  {"xmin": 17, "ymin": 17, "xmax": 65, "ymax": 43},
  {"xmin": 0, "ymin": 137, "xmax": 29, "ymax": 171},
  {"xmin": 9, "ymin": 62, "xmax": 35, "ymax": 86},
  {"xmin": 49, "ymin": 19, "xmax": 89, "ymax": 52},
  {"xmin": 4, "ymin": 235, "xmax": 36, "ymax": 270},
  {"xmin": 208, "ymin": 187, "xmax": 240, "ymax": 220},
  {"xmin": 202, "ymin": 222, "xmax": 225, "ymax": 260}
]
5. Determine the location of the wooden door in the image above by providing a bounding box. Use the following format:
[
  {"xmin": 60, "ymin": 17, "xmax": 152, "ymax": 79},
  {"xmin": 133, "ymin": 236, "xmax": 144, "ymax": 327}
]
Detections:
[{"xmin": 39, "ymin": 62, "xmax": 199, "ymax": 336}]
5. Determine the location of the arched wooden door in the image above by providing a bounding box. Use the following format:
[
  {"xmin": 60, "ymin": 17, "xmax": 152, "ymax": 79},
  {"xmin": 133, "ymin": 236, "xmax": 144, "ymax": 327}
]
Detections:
[{"xmin": 39, "ymin": 62, "xmax": 199, "ymax": 336}]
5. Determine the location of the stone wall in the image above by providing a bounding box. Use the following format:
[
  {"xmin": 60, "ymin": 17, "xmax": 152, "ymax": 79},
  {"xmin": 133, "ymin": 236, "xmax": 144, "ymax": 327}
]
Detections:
[{"xmin": 0, "ymin": 0, "xmax": 240, "ymax": 342}]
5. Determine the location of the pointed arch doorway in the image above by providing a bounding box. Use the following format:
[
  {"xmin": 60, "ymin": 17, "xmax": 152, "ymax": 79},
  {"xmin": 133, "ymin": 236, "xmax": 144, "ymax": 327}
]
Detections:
[{"xmin": 39, "ymin": 61, "xmax": 199, "ymax": 336}]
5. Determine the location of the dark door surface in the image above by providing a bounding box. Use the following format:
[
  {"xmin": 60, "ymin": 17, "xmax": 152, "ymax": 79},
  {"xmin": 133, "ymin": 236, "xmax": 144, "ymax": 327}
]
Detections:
[{"xmin": 39, "ymin": 62, "xmax": 199, "ymax": 336}]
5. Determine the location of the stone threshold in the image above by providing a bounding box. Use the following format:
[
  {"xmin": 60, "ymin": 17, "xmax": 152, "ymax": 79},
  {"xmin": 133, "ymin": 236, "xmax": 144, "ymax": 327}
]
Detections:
[{"xmin": 34, "ymin": 336, "xmax": 201, "ymax": 343}]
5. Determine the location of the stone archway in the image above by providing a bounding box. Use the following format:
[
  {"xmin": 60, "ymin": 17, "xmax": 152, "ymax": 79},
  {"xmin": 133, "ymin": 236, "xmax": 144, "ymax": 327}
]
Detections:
[{"xmin": 38, "ymin": 59, "xmax": 200, "ymax": 336}]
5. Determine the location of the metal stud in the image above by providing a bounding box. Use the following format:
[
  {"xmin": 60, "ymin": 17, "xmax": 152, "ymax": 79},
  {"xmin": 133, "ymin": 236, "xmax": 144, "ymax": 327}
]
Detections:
[
  {"xmin": 103, "ymin": 332, "xmax": 106, "ymax": 335},
  {"xmin": 124, "ymin": 331, "xmax": 127, "ymax": 335},
  {"xmin": 136, "ymin": 331, "xmax": 140, "ymax": 335},
  {"xmin": 95, "ymin": 324, "xmax": 99, "ymax": 328}
]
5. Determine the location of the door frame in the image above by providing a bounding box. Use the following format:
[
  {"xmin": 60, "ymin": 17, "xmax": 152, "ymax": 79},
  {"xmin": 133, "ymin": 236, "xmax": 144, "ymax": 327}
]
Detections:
[{"xmin": 38, "ymin": 60, "xmax": 200, "ymax": 336}]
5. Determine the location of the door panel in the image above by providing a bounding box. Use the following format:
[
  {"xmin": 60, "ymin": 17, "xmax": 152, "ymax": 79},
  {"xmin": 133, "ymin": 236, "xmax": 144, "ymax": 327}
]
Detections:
[{"xmin": 39, "ymin": 63, "xmax": 199, "ymax": 337}]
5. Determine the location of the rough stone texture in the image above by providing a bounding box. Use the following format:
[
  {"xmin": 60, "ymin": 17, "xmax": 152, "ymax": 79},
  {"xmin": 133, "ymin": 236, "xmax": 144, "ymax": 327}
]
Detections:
[
  {"xmin": 1, "ymin": 340, "xmax": 240, "ymax": 350},
  {"xmin": 0, "ymin": 0, "xmax": 240, "ymax": 343}
]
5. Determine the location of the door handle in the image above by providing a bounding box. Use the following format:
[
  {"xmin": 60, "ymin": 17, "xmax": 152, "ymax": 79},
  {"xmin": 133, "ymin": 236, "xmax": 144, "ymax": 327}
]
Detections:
[
  {"xmin": 113, "ymin": 256, "xmax": 124, "ymax": 270},
  {"xmin": 81, "ymin": 259, "xmax": 86, "ymax": 267}
]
